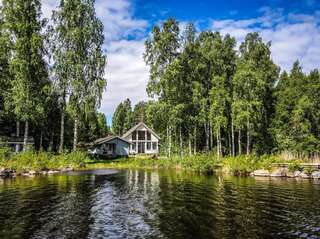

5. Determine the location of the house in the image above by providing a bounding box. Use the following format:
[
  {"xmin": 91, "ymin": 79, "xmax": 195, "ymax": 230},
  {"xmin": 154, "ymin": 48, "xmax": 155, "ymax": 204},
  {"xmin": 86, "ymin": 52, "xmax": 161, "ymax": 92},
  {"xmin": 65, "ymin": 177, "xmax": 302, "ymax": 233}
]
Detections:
[
  {"xmin": 89, "ymin": 135, "xmax": 130, "ymax": 157},
  {"xmin": 122, "ymin": 122, "xmax": 160, "ymax": 155},
  {"xmin": 0, "ymin": 135, "xmax": 34, "ymax": 152}
]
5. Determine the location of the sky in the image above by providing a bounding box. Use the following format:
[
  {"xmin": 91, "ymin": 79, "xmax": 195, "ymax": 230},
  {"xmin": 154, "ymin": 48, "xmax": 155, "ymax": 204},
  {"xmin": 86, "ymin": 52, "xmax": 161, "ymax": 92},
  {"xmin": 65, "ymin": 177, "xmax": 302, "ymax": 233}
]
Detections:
[{"xmin": 39, "ymin": 0, "xmax": 320, "ymax": 124}]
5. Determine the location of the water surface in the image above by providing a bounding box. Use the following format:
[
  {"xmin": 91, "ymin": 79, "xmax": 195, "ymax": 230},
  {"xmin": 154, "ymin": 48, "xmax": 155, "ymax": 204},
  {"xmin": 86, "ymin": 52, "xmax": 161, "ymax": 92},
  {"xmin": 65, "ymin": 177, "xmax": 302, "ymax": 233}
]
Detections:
[{"xmin": 0, "ymin": 169, "xmax": 319, "ymax": 239}]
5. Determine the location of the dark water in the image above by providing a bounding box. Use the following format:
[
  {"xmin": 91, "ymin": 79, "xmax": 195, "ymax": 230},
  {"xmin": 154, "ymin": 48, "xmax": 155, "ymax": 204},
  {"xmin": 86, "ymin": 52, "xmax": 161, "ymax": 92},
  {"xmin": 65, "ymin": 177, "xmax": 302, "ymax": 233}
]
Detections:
[{"xmin": 0, "ymin": 170, "xmax": 320, "ymax": 239}]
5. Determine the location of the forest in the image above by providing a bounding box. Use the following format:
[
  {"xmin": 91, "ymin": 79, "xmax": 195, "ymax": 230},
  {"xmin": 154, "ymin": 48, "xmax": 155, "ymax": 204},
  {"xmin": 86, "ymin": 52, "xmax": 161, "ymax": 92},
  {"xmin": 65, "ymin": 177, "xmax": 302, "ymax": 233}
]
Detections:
[
  {"xmin": 113, "ymin": 19, "xmax": 320, "ymax": 158},
  {"xmin": 0, "ymin": 0, "xmax": 319, "ymax": 159},
  {"xmin": 0, "ymin": 0, "xmax": 109, "ymax": 152}
]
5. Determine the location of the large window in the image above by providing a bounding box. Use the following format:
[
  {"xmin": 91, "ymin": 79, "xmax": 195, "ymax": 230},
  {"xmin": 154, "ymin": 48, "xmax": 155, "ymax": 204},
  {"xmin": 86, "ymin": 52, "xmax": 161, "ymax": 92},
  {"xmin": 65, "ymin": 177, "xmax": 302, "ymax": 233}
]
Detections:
[
  {"xmin": 132, "ymin": 143, "xmax": 136, "ymax": 151},
  {"xmin": 152, "ymin": 142, "xmax": 157, "ymax": 150},
  {"xmin": 132, "ymin": 131, "xmax": 137, "ymax": 140},
  {"xmin": 138, "ymin": 130, "xmax": 145, "ymax": 140},
  {"xmin": 147, "ymin": 132, "xmax": 151, "ymax": 140},
  {"xmin": 147, "ymin": 142, "xmax": 151, "ymax": 150}
]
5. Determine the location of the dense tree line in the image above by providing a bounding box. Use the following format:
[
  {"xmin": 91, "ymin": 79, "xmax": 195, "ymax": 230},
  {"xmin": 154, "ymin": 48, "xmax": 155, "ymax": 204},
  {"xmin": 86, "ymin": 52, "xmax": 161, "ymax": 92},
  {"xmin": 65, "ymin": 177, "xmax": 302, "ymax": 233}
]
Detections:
[
  {"xmin": 112, "ymin": 99, "xmax": 147, "ymax": 135},
  {"xmin": 113, "ymin": 18, "xmax": 320, "ymax": 157},
  {"xmin": 0, "ymin": 0, "xmax": 108, "ymax": 152}
]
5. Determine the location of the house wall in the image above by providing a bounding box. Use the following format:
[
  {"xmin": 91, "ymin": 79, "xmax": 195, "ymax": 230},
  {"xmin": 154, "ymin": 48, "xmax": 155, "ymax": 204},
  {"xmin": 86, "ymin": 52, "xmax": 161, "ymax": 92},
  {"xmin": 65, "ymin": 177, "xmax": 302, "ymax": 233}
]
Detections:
[
  {"xmin": 89, "ymin": 138, "xmax": 129, "ymax": 157},
  {"xmin": 123, "ymin": 125, "xmax": 159, "ymax": 155},
  {"xmin": 114, "ymin": 138, "xmax": 129, "ymax": 156}
]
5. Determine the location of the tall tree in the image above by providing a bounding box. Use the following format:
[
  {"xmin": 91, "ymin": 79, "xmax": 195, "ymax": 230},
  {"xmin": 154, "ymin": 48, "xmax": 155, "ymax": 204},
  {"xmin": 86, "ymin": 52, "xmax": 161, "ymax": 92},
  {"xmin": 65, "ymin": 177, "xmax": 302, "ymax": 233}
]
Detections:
[
  {"xmin": 144, "ymin": 18, "xmax": 180, "ymax": 157},
  {"xmin": 3, "ymin": 0, "xmax": 49, "ymax": 151},
  {"xmin": 51, "ymin": 0, "xmax": 106, "ymax": 151},
  {"xmin": 0, "ymin": 8, "xmax": 11, "ymax": 112}
]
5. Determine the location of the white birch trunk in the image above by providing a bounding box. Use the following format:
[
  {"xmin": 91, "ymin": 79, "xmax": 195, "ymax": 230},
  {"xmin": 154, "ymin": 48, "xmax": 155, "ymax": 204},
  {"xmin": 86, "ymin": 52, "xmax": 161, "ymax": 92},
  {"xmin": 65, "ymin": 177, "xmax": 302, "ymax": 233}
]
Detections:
[
  {"xmin": 73, "ymin": 117, "xmax": 78, "ymax": 151},
  {"xmin": 59, "ymin": 110, "xmax": 65, "ymax": 153},
  {"xmin": 15, "ymin": 121, "xmax": 20, "ymax": 152},
  {"xmin": 23, "ymin": 121, "xmax": 29, "ymax": 152},
  {"xmin": 238, "ymin": 129, "xmax": 242, "ymax": 155}
]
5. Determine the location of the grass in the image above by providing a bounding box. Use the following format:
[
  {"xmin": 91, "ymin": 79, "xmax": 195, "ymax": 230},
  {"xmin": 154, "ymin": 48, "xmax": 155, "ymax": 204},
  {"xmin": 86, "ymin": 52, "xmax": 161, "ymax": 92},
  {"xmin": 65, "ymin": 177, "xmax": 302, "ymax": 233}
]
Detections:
[
  {"xmin": 84, "ymin": 154, "xmax": 222, "ymax": 174},
  {"xmin": 0, "ymin": 146, "xmax": 314, "ymax": 176},
  {"xmin": 0, "ymin": 148, "xmax": 87, "ymax": 173}
]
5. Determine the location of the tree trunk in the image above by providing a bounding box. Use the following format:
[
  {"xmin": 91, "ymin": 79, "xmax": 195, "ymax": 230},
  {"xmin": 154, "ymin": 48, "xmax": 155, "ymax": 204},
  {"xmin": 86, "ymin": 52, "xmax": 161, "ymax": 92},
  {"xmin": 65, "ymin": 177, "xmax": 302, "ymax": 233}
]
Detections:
[
  {"xmin": 205, "ymin": 123, "xmax": 209, "ymax": 151},
  {"xmin": 73, "ymin": 117, "xmax": 78, "ymax": 151},
  {"xmin": 179, "ymin": 126, "xmax": 183, "ymax": 158},
  {"xmin": 39, "ymin": 130, "xmax": 43, "ymax": 151},
  {"xmin": 188, "ymin": 130, "xmax": 192, "ymax": 156},
  {"xmin": 238, "ymin": 129, "xmax": 242, "ymax": 155},
  {"xmin": 193, "ymin": 127, "xmax": 197, "ymax": 154},
  {"xmin": 219, "ymin": 129, "xmax": 222, "ymax": 157},
  {"xmin": 246, "ymin": 117, "xmax": 250, "ymax": 155},
  {"xmin": 23, "ymin": 121, "xmax": 29, "ymax": 152},
  {"xmin": 49, "ymin": 130, "xmax": 54, "ymax": 152},
  {"xmin": 209, "ymin": 122, "xmax": 213, "ymax": 150},
  {"xmin": 231, "ymin": 119, "xmax": 235, "ymax": 157},
  {"xmin": 15, "ymin": 121, "xmax": 20, "ymax": 152},
  {"xmin": 216, "ymin": 129, "xmax": 220, "ymax": 159},
  {"xmin": 59, "ymin": 110, "xmax": 65, "ymax": 153},
  {"xmin": 168, "ymin": 125, "xmax": 172, "ymax": 158},
  {"xmin": 166, "ymin": 125, "xmax": 169, "ymax": 157}
]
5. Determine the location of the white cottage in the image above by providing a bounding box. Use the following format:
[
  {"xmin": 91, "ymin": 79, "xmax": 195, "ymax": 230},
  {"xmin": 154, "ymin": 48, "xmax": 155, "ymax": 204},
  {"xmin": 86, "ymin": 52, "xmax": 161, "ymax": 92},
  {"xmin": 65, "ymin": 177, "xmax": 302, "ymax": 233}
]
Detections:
[{"xmin": 122, "ymin": 122, "xmax": 160, "ymax": 155}]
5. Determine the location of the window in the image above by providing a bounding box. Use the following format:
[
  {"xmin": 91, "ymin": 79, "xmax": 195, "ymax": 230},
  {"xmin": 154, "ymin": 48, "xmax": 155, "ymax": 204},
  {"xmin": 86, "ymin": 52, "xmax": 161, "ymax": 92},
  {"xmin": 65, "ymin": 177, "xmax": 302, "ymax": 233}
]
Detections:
[
  {"xmin": 147, "ymin": 131, "xmax": 151, "ymax": 140},
  {"xmin": 138, "ymin": 130, "xmax": 145, "ymax": 140},
  {"xmin": 132, "ymin": 131, "xmax": 137, "ymax": 140},
  {"xmin": 132, "ymin": 143, "xmax": 136, "ymax": 151},
  {"xmin": 152, "ymin": 142, "xmax": 157, "ymax": 150},
  {"xmin": 147, "ymin": 142, "xmax": 151, "ymax": 150}
]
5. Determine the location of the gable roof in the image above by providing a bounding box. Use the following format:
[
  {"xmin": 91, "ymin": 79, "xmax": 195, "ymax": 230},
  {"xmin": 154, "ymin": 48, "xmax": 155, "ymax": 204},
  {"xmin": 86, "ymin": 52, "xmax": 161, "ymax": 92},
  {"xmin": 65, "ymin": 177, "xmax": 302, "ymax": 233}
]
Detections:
[
  {"xmin": 93, "ymin": 135, "xmax": 131, "ymax": 145},
  {"xmin": 122, "ymin": 122, "xmax": 161, "ymax": 139}
]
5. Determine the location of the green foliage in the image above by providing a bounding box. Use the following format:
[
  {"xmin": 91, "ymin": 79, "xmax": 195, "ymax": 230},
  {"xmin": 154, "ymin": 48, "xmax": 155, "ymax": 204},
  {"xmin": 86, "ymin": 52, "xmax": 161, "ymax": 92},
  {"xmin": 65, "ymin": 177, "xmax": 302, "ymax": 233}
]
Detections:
[
  {"xmin": 288, "ymin": 160, "xmax": 303, "ymax": 172},
  {"xmin": 222, "ymin": 155, "xmax": 258, "ymax": 175},
  {"xmin": 0, "ymin": 150, "xmax": 88, "ymax": 172}
]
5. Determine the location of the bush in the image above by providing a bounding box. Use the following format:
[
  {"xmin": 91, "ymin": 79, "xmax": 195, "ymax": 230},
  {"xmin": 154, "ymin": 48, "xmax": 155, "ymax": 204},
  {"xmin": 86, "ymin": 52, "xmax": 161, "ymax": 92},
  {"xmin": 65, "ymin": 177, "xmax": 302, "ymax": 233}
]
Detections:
[
  {"xmin": 288, "ymin": 160, "xmax": 303, "ymax": 172},
  {"xmin": 222, "ymin": 155, "xmax": 258, "ymax": 175},
  {"xmin": 0, "ymin": 150, "xmax": 89, "ymax": 172}
]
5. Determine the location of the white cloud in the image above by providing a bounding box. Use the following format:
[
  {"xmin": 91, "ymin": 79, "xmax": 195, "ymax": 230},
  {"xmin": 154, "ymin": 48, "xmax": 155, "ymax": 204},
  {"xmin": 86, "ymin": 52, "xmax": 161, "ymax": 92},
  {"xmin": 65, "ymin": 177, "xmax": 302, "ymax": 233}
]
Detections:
[
  {"xmin": 211, "ymin": 8, "xmax": 320, "ymax": 72},
  {"xmin": 100, "ymin": 39, "xmax": 149, "ymax": 117}
]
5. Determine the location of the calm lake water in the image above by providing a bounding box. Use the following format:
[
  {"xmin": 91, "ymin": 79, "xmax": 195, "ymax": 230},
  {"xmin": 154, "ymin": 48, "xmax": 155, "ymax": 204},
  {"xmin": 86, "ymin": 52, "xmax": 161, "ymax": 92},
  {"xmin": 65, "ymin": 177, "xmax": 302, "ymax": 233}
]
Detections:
[{"xmin": 0, "ymin": 169, "xmax": 320, "ymax": 239}]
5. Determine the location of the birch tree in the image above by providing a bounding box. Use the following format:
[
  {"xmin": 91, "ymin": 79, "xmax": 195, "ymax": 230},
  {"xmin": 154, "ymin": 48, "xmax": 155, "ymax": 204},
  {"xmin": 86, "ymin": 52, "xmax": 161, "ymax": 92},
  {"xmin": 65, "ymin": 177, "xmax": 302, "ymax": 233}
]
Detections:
[
  {"xmin": 51, "ymin": 0, "xmax": 106, "ymax": 151},
  {"xmin": 3, "ymin": 0, "xmax": 48, "ymax": 151}
]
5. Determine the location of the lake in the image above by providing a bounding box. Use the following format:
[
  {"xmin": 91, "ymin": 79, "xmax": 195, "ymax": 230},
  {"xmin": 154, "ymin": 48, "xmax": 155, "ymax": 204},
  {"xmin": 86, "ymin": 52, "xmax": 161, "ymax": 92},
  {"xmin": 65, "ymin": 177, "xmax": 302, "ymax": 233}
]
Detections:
[{"xmin": 0, "ymin": 169, "xmax": 319, "ymax": 239}]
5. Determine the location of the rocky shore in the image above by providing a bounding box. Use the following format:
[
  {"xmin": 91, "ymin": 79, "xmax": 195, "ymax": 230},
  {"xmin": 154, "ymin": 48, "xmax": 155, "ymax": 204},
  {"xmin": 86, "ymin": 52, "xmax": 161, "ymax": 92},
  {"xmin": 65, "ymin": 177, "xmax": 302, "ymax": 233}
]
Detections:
[
  {"xmin": 251, "ymin": 168, "xmax": 320, "ymax": 179},
  {"xmin": 0, "ymin": 167, "xmax": 74, "ymax": 178}
]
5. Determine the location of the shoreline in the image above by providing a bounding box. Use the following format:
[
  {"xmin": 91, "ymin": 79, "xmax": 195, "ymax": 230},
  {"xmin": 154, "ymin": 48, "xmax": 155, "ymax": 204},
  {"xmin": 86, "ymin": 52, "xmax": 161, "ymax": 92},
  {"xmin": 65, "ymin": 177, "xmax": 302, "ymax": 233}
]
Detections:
[{"xmin": 1, "ymin": 154, "xmax": 320, "ymax": 180}]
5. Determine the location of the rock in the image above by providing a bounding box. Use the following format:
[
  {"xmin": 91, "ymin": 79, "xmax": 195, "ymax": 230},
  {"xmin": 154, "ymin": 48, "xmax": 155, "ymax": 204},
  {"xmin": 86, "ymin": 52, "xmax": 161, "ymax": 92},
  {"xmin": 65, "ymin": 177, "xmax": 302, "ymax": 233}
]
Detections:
[
  {"xmin": 270, "ymin": 168, "xmax": 287, "ymax": 177},
  {"xmin": 311, "ymin": 171, "xmax": 320, "ymax": 179},
  {"xmin": 252, "ymin": 169, "xmax": 270, "ymax": 177},
  {"xmin": 60, "ymin": 167, "xmax": 74, "ymax": 172},
  {"xmin": 0, "ymin": 168, "xmax": 15, "ymax": 177},
  {"xmin": 300, "ymin": 172, "xmax": 311, "ymax": 178},
  {"xmin": 294, "ymin": 171, "xmax": 302, "ymax": 177},
  {"xmin": 29, "ymin": 170, "xmax": 37, "ymax": 175},
  {"xmin": 0, "ymin": 168, "xmax": 5, "ymax": 176},
  {"xmin": 47, "ymin": 170, "xmax": 59, "ymax": 174}
]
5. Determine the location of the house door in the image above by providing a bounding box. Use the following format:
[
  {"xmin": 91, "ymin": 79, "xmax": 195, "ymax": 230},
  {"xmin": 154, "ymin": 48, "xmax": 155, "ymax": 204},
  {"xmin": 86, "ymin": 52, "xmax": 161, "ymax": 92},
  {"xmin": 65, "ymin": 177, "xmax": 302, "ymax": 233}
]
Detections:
[{"xmin": 138, "ymin": 142, "xmax": 145, "ymax": 153}]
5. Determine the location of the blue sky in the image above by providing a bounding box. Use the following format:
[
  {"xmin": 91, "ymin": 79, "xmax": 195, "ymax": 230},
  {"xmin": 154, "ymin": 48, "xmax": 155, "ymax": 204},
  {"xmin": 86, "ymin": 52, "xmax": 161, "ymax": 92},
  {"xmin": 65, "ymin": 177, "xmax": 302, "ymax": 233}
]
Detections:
[{"xmin": 41, "ymin": 0, "xmax": 320, "ymax": 125}]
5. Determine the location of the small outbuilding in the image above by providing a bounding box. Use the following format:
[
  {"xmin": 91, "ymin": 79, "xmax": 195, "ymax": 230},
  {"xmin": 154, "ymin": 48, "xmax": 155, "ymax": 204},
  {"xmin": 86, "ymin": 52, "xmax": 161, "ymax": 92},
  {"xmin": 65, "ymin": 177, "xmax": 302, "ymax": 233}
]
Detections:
[{"xmin": 89, "ymin": 135, "xmax": 130, "ymax": 158}]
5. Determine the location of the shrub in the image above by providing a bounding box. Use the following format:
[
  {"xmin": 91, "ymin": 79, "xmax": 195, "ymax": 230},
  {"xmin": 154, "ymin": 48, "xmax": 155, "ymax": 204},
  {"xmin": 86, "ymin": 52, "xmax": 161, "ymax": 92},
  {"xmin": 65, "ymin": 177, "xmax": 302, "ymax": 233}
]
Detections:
[
  {"xmin": 222, "ymin": 155, "xmax": 258, "ymax": 175},
  {"xmin": 288, "ymin": 160, "xmax": 303, "ymax": 172}
]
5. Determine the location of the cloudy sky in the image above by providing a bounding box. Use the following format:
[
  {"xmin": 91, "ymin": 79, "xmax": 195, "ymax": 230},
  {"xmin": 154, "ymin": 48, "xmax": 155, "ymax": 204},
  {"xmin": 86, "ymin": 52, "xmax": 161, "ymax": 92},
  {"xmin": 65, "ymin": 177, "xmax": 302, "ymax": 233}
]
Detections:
[{"xmin": 40, "ymin": 0, "xmax": 320, "ymax": 124}]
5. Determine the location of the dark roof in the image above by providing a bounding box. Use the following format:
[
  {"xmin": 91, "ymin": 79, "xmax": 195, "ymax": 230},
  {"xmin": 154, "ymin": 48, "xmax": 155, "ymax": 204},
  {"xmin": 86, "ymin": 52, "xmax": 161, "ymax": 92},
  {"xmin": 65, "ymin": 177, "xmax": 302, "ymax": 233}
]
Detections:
[
  {"xmin": 93, "ymin": 135, "xmax": 131, "ymax": 145},
  {"xmin": 122, "ymin": 122, "xmax": 160, "ymax": 139},
  {"xmin": 0, "ymin": 136, "xmax": 34, "ymax": 144}
]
